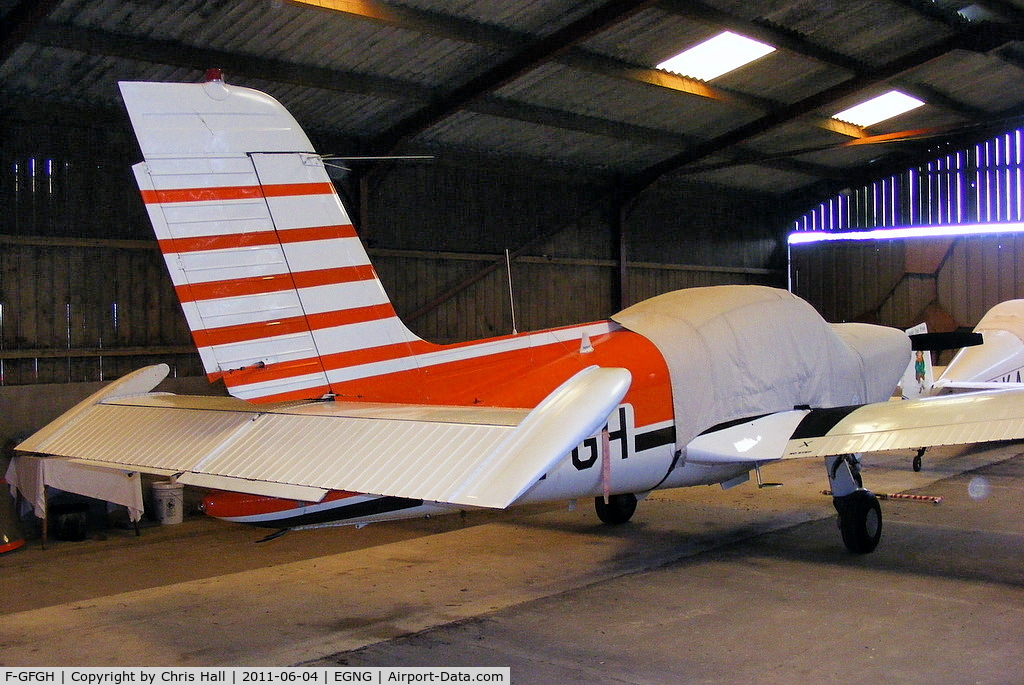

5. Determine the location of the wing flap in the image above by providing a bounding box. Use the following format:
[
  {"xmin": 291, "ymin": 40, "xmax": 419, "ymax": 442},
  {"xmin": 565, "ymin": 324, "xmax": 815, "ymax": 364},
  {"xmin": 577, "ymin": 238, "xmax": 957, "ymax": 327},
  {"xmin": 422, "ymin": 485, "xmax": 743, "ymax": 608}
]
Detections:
[
  {"xmin": 16, "ymin": 365, "xmax": 631, "ymax": 509},
  {"xmin": 784, "ymin": 388, "xmax": 1024, "ymax": 458}
]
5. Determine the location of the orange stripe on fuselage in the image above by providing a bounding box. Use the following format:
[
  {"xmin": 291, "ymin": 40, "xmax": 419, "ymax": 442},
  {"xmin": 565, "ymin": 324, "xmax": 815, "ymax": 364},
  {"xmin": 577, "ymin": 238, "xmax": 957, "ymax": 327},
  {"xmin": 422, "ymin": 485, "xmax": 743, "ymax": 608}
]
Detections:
[
  {"xmin": 330, "ymin": 328, "xmax": 675, "ymax": 425},
  {"xmin": 138, "ymin": 185, "xmax": 672, "ymax": 426},
  {"xmin": 222, "ymin": 327, "xmax": 674, "ymax": 425},
  {"xmin": 318, "ymin": 339, "xmax": 439, "ymax": 370},
  {"xmin": 200, "ymin": 490, "xmax": 362, "ymax": 519}
]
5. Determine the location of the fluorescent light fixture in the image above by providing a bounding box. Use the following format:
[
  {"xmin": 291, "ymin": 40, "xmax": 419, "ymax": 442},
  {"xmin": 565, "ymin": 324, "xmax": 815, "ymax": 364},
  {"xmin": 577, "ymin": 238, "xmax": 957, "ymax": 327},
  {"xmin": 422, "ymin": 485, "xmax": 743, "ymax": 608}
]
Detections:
[
  {"xmin": 657, "ymin": 31, "xmax": 775, "ymax": 81},
  {"xmin": 833, "ymin": 91, "xmax": 925, "ymax": 127},
  {"xmin": 789, "ymin": 222, "xmax": 1024, "ymax": 245}
]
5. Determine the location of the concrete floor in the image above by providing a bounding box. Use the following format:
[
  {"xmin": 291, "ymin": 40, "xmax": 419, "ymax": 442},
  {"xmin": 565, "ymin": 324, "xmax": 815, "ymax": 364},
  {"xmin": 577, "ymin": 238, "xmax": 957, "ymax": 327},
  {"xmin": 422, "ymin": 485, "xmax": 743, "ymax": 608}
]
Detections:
[{"xmin": 1, "ymin": 443, "xmax": 1023, "ymax": 683}]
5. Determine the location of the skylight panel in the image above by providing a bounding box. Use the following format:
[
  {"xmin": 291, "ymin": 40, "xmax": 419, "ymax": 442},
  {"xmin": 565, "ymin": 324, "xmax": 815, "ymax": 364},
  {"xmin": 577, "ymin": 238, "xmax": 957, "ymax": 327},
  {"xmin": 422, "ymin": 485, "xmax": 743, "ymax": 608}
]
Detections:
[
  {"xmin": 833, "ymin": 91, "xmax": 925, "ymax": 127},
  {"xmin": 656, "ymin": 31, "xmax": 776, "ymax": 81}
]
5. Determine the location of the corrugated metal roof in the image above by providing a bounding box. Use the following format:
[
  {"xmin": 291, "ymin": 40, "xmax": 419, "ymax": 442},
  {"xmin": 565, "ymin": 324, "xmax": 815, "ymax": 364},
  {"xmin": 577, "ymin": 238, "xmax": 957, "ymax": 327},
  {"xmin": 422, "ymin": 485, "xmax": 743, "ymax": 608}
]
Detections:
[
  {"xmin": 4, "ymin": 0, "xmax": 1024, "ymax": 203},
  {"xmin": 907, "ymin": 51, "xmax": 1024, "ymax": 114}
]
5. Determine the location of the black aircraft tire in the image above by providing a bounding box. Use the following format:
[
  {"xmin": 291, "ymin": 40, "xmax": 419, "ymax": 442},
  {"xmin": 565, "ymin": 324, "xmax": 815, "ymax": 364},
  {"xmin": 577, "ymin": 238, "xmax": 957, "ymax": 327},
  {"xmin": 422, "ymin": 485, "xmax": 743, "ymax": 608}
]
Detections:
[
  {"xmin": 595, "ymin": 493, "xmax": 638, "ymax": 525},
  {"xmin": 835, "ymin": 490, "xmax": 882, "ymax": 554}
]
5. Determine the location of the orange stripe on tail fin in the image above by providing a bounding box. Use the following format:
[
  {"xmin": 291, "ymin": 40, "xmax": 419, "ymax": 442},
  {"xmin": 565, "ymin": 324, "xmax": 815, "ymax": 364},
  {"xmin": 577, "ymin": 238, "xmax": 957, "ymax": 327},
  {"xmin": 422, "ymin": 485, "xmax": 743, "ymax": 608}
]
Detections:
[{"xmin": 121, "ymin": 80, "xmax": 428, "ymax": 402}]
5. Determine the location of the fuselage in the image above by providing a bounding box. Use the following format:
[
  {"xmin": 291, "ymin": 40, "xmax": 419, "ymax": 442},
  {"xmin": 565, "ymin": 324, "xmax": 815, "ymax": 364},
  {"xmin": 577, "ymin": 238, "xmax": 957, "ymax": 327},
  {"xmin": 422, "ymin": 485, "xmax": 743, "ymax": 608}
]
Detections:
[{"xmin": 202, "ymin": 320, "xmax": 699, "ymax": 527}]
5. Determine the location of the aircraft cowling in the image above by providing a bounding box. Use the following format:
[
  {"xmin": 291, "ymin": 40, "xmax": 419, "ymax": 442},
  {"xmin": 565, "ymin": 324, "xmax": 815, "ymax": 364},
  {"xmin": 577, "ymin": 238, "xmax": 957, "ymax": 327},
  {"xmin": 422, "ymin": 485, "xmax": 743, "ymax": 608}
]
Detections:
[
  {"xmin": 611, "ymin": 286, "xmax": 910, "ymax": 451},
  {"xmin": 830, "ymin": 322, "xmax": 913, "ymax": 401}
]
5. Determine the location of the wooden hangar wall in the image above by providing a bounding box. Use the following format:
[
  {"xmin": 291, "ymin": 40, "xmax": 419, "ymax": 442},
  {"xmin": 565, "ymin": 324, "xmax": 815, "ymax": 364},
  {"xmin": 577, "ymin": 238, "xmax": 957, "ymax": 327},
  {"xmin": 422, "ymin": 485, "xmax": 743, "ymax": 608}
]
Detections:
[
  {"xmin": 0, "ymin": 105, "xmax": 786, "ymax": 392},
  {"xmin": 793, "ymin": 235, "xmax": 1024, "ymax": 333},
  {"xmin": 363, "ymin": 162, "xmax": 783, "ymax": 344}
]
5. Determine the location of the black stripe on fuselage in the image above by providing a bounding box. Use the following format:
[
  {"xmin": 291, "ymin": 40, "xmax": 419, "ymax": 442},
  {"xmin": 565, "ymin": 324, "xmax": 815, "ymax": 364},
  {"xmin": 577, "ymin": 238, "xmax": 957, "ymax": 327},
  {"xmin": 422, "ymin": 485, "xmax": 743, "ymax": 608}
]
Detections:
[
  {"xmin": 635, "ymin": 424, "xmax": 675, "ymax": 452},
  {"xmin": 790, "ymin": 405, "xmax": 861, "ymax": 440},
  {"xmin": 250, "ymin": 496, "xmax": 424, "ymax": 528},
  {"xmin": 693, "ymin": 405, "xmax": 863, "ymax": 442},
  {"xmin": 698, "ymin": 413, "xmax": 771, "ymax": 436}
]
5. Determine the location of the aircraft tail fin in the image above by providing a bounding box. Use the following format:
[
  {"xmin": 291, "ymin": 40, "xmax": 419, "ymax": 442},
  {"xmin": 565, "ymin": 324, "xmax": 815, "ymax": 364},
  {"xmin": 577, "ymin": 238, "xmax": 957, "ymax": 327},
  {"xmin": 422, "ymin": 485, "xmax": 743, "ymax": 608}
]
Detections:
[{"xmin": 120, "ymin": 77, "xmax": 429, "ymax": 402}]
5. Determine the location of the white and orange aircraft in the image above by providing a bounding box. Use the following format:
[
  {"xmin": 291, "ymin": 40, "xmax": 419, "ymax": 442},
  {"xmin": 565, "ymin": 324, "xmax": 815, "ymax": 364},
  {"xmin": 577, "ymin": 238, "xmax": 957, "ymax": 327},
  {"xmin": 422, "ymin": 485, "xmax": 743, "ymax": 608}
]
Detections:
[{"xmin": 17, "ymin": 75, "xmax": 1024, "ymax": 555}]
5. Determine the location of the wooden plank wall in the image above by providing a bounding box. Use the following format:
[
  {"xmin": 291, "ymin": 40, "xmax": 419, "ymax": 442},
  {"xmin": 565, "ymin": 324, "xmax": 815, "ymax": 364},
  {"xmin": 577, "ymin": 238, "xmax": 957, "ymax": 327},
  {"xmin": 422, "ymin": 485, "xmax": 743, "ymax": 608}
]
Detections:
[
  {"xmin": 0, "ymin": 236, "xmax": 781, "ymax": 385},
  {"xmin": 792, "ymin": 233, "xmax": 1024, "ymax": 331},
  {"xmin": 790, "ymin": 240, "xmax": 907, "ymax": 323},
  {"xmin": 1, "ymin": 113, "xmax": 150, "ymax": 241},
  {"xmin": 937, "ymin": 235, "xmax": 1024, "ymax": 325},
  {"xmin": 1, "ymin": 114, "xmax": 789, "ymax": 385},
  {"xmin": 20, "ymin": 227, "xmax": 1024, "ymax": 387},
  {"xmin": 372, "ymin": 251, "xmax": 777, "ymax": 344},
  {"xmin": 0, "ymin": 238, "xmax": 201, "ymax": 385}
]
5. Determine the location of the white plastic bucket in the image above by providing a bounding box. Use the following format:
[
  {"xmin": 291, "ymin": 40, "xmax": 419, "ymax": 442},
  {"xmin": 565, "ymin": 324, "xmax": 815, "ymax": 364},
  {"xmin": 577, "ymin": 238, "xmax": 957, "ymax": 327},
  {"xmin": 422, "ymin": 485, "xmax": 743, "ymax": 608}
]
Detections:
[{"xmin": 151, "ymin": 481, "xmax": 184, "ymax": 525}]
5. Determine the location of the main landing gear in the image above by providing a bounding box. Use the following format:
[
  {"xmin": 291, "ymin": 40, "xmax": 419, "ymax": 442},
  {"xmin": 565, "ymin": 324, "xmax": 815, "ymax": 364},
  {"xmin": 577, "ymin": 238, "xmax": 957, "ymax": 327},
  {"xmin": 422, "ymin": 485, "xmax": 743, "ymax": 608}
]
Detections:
[
  {"xmin": 913, "ymin": 447, "xmax": 926, "ymax": 472},
  {"xmin": 827, "ymin": 454, "xmax": 882, "ymax": 554},
  {"xmin": 595, "ymin": 493, "xmax": 638, "ymax": 525}
]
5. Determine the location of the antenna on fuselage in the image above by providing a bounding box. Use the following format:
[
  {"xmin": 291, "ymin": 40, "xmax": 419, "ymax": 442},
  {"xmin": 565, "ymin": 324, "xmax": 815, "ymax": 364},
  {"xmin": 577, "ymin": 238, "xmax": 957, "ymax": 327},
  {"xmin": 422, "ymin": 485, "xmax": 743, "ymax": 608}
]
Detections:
[
  {"xmin": 755, "ymin": 463, "xmax": 782, "ymax": 489},
  {"xmin": 506, "ymin": 248, "xmax": 518, "ymax": 335}
]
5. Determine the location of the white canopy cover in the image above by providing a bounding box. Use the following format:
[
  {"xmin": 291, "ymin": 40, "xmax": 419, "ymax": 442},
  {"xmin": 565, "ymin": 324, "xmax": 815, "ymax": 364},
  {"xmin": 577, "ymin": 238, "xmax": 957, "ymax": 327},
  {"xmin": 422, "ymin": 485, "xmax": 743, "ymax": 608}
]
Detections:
[{"xmin": 612, "ymin": 286, "xmax": 910, "ymax": 449}]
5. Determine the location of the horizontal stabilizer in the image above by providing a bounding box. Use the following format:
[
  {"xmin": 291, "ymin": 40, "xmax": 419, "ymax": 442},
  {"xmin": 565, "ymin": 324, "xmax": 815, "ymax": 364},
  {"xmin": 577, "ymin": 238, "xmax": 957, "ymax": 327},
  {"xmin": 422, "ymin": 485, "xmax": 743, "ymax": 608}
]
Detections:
[
  {"xmin": 16, "ymin": 365, "xmax": 631, "ymax": 509},
  {"xmin": 17, "ymin": 364, "xmax": 172, "ymax": 450}
]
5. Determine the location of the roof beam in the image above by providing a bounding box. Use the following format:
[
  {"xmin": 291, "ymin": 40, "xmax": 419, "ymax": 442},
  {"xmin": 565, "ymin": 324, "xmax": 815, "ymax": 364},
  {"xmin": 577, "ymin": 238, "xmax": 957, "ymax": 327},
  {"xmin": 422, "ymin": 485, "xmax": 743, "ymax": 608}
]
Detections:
[
  {"xmin": 31, "ymin": 22, "xmax": 436, "ymax": 103},
  {"xmin": 24, "ymin": 5, "xmax": 989, "ymax": 190},
  {"xmin": 288, "ymin": 0, "xmax": 518, "ymax": 49},
  {"xmin": 280, "ymin": 1, "xmax": 887, "ymax": 148},
  {"xmin": 375, "ymin": 0, "xmax": 661, "ymax": 150},
  {"xmin": 0, "ymin": 0, "xmax": 62, "ymax": 63},
  {"xmin": 469, "ymin": 96, "xmax": 701, "ymax": 150},
  {"xmin": 25, "ymin": 17, "xmax": 844, "ymax": 181},
  {"xmin": 558, "ymin": 49, "xmax": 771, "ymax": 110}
]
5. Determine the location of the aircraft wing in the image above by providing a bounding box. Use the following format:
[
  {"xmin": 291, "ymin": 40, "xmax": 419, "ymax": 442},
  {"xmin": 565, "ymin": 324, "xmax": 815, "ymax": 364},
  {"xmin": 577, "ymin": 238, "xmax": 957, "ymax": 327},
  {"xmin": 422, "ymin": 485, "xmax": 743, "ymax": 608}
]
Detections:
[
  {"xmin": 15, "ymin": 364, "xmax": 631, "ymax": 509},
  {"xmin": 684, "ymin": 388, "xmax": 1024, "ymax": 464},
  {"xmin": 783, "ymin": 389, "xmax": 1024, "ymax": 458}
]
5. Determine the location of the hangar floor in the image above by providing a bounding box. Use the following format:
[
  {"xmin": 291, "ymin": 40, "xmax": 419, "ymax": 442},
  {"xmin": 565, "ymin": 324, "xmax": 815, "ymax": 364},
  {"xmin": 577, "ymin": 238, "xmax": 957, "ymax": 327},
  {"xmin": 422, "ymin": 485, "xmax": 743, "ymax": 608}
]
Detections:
[{"xmin": 2, "ymin": 443, "xmax": 1023, "ymax": 683}]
